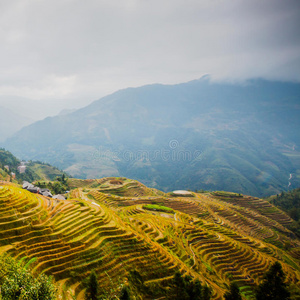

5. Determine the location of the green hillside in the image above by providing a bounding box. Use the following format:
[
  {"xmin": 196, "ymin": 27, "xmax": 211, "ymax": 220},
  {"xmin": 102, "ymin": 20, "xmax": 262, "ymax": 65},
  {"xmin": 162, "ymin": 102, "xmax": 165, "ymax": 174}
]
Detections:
[
  {"xmin": 0, "ymin": 148, "xmax": 68, "ymax": 183},
  {"xmin": 266, "ymin": 189, "xmax": 300, "ymax": 236},
  {"xmin": 0, "ymin": 177, "xmax": 300, "ymax": 299}
]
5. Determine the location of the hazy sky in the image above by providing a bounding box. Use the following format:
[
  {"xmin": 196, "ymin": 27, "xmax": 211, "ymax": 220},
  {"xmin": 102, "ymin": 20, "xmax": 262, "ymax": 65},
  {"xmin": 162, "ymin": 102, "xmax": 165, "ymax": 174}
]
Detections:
[{"xmin": 1, "ymin": 0, "xmax": 300, "ymax": 107}]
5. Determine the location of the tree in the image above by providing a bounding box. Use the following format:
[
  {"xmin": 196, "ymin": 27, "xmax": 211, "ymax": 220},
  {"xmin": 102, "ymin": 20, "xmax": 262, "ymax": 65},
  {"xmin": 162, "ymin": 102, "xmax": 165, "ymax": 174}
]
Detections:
[
  {"xmin": 85, "ymin": 270, "xmax": 99, "ymax": 300},
  {"xmin": 168, "ymin": 272, "xmax": 206, "ymax": 300},
  {"xmin": 119, "ymin": 285, "xmax": 131, "ymax": 300},
  {"xmin": 171, "ymin": 271, "xmax": 189, "ymax": 300},
  {"xmin": 35, "ymin": 274, "xmax": 57, "ymax": 300},
  {"xmin": 224, "ymin": 282, "xmax": 242, "ymax": 300},
  {"xmin": 202, "ymin": 285, "xmax": 212, "ymax": 300},
  {"xmin": 187, "ymin": 278, "xmax": 202, "ymax": 300},
  {"xmin": 256, "ymin": 262, "xmax": 290, "ymax": 300}
]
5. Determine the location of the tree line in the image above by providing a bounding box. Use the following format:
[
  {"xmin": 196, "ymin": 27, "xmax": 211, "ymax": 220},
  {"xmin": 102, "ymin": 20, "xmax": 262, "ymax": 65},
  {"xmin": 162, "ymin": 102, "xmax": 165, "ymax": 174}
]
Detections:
[
  {"xmin": 0, "ymin": 254, "xmax": 291, "ymax": 300},
  {"xmin": 84, "ymin": 261, "xmax": 291, "ymax": 300}
]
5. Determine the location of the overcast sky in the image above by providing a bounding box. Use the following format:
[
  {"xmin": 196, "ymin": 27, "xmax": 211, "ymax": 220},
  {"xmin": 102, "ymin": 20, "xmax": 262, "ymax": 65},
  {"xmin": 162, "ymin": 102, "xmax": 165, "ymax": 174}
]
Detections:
[{"xmin": 0, "ymin": 0, "xmax": 300, "ymax": 108}]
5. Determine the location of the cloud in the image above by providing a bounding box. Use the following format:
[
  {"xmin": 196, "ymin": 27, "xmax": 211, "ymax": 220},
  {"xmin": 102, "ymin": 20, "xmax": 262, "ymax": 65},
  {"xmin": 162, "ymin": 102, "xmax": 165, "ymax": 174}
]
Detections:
[{"xmin": 0, "ymin": 0, "xmax": 299, "ymax": 103}]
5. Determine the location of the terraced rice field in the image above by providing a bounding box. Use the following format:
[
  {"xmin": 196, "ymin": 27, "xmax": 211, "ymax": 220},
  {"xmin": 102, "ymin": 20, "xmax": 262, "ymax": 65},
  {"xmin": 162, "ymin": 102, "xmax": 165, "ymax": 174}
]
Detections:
[{"xmin": 0, "ymin": 179, "xmax": 300, "ymax": 299}]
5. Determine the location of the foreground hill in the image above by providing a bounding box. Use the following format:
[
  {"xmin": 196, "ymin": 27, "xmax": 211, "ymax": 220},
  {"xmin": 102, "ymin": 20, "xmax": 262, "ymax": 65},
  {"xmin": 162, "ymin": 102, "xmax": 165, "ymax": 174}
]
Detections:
[
  {"xmin": 4, "ymin": 78, "xmax": 300, "ymax": 197},
  {"xmin": 0, "ymin": 178, "xmax": 300, "ymax": 299}
]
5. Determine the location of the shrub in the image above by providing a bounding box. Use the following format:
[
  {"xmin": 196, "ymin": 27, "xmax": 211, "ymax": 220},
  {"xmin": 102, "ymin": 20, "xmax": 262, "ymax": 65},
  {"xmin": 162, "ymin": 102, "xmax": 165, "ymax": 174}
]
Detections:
[
  {"xmin": 0, "ymin": 254, "xmax": 56, "ymax": 300},
  {"xmin": 256, "ymin": 262, "xmax": 290, "ymax": 300}
]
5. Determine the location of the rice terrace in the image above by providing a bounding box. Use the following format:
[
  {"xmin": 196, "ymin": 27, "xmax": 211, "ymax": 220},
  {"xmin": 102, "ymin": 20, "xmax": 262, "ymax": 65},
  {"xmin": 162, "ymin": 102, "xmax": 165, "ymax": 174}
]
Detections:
[
  {"xmin": 0, "ymin": 177, "xmax": 299, "ymax": 299},
  {"xmin": 1, "ymin": 1, "xmax": 300, "ymax": 299}
]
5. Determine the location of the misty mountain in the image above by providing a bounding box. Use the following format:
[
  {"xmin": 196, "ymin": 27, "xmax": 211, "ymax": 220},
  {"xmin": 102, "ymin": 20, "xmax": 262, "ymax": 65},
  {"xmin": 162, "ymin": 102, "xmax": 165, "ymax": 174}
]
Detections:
[
  {"xmin": 0, "ymin": 95, "xmax": 93, "ymax": 121},
  {"xmin": 4, "ymin": 78, "xmax": 300, "ymax": 196},
  {"xmin": 0, "ymin": 106, "xmax": 33, "ymax": 142}
]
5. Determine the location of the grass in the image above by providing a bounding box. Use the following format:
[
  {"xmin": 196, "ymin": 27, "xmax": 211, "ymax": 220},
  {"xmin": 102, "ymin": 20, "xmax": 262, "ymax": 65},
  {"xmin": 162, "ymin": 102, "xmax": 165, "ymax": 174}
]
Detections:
[{"xmin": 143, "ymin": 204, "xmax": 174, "ymax": 214}]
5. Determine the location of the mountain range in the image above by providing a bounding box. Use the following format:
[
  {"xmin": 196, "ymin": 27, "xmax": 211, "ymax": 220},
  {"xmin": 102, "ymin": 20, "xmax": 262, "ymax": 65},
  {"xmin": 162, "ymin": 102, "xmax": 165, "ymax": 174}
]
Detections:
[{"xmin": 4, "ymin": 77, "xmax": 300, "ymax": 197}]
